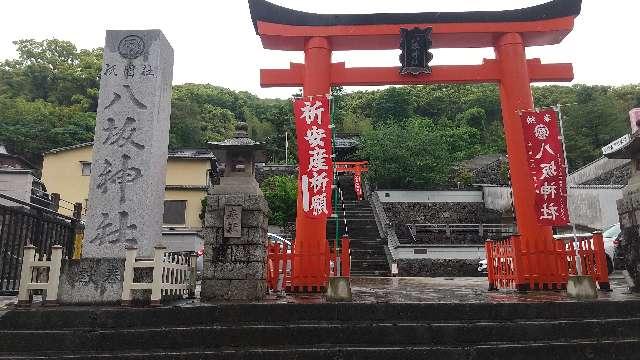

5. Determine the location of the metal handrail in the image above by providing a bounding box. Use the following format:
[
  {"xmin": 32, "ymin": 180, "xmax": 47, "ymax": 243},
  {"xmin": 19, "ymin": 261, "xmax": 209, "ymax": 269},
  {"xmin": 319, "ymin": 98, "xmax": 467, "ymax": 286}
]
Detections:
[{"xmin": 0, "ymin": 192, "xmax": 77, "ymax": 222}]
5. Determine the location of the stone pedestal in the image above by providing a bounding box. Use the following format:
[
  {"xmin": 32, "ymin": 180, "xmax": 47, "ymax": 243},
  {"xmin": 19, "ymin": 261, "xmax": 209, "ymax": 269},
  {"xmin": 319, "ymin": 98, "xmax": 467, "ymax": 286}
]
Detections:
[
  {"xmin": 566, "ymin": 275, "xmax": 598, "ymax": 299},
  {"xmin": 326, "ymin": 277, "xmax": 352, "ymax": 302},
  {"xmin": 616, "ymin": 189, "xmax": 640, "ymax": 291},
  {"xmin": 201, "ymin": 193, "xmax": 269, "ymax": 301},
  {"xmin": 58, "ymin": 258, "xmax": 124, "ymax": 305}
]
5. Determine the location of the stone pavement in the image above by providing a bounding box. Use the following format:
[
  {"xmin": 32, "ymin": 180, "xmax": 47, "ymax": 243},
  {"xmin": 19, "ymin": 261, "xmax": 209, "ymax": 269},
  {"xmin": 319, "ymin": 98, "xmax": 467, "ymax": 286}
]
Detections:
[
  {"xmin": 254, "ymin": 272, "xmax": 638, "ymax": 305},
  {"xmin": 2, "ymin": 272, "xmax": 637, "ymax": 310},
  {"xmin": 0, "ymin": 296, "xmax": 15, "ymax": 310}
]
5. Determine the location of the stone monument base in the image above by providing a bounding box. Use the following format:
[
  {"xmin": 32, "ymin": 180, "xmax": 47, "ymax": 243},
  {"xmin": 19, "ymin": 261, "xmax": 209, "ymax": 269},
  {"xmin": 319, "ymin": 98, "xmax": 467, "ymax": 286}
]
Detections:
[
  {"xmin": 326, "ymin": 277, "xmax": 352, "ymax": 302},
  {"xmin": 58, "ymin": 258, "xmax": 124, "ymax": 305},
  {"xmin": 566, "ymin": 275, "xmax": 598, "ymax": 299},
  {"xmin": 58, "ymin": 258, "xmax": 152, "ymax": 305}
]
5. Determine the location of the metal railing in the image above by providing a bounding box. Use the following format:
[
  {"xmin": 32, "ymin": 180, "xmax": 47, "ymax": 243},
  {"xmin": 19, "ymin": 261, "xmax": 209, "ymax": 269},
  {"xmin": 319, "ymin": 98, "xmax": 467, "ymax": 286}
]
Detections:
[
  {"xmin": 0, "ymin": 192, "xmax": 81, "ymax": 295},
  {"xmin": 407, "ymin": 223, "xmax": 516, "ymax": 239}
]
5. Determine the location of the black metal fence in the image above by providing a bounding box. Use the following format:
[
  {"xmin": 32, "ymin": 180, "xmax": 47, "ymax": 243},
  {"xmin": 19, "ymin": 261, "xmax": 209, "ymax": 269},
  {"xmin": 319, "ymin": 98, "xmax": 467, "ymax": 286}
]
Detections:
[{"xmin": 0, "ymin": 193, "xmax": 81, "ymax": 295}]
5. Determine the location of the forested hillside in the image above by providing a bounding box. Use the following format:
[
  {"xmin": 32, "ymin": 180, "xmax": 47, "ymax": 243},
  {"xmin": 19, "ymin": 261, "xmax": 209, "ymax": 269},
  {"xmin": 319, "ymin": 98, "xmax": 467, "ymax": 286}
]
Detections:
[{"xmin": 1, "ymin": 39, "xmax": 639, "ymax": 188}]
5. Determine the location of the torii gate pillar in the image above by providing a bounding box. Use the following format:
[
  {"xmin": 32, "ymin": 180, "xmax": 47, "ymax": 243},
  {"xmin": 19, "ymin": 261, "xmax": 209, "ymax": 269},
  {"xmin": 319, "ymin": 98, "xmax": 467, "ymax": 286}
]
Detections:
[
  {"xmin": 495, "ymin": 33, "xmax": 554, "ymax": 288},
  {"xmin": 294, "ymin": 36, "xmax": 332, "ymax": 288}
]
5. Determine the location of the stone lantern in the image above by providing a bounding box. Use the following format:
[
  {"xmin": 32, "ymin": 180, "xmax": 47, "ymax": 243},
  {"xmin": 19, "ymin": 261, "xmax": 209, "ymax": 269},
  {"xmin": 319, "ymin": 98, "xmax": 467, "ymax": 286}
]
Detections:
[
  {"xmin": 200, "ymin": 121, "xmax": 270, "ymax": 301},
  {"xmin": 207, "ymin": 121, "xmax": 266, "ymax": 195}
]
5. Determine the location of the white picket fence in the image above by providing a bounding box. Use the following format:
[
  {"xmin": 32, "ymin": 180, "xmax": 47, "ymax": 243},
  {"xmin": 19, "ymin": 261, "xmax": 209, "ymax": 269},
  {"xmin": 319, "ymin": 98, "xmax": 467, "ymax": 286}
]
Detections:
[
  {"xmin": 121, "ymin": 245, "xmax": 197, "ymax": 306},
  {"xmin": 17, "ymin": 245, "xmax": 63, "ymax": 306}
]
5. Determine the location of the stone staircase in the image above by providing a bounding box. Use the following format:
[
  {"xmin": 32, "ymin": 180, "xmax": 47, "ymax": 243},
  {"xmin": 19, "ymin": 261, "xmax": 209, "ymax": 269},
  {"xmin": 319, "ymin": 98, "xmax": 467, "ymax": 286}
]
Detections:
[
  {"xmin": 328, "ymin": 175, "xmax": 390, "ymax": 277},
  {"xmin": 1, "ymin": 301, "xmax": 640, "ymax": 359}
]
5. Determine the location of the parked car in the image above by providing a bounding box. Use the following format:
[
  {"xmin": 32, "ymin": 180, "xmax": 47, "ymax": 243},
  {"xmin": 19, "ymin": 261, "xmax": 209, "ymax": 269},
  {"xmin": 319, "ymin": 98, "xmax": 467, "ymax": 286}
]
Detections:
[
  {"xmin": 478, "ymin": 259, "xmax": 487, "ymax": 274},
  {"xmin": 554, "ymin": 230, "xmax": 616, "ymax": 274},
  {"xmin": 602, "ymin": 223, "xmax": 622, "ymax": 271}
]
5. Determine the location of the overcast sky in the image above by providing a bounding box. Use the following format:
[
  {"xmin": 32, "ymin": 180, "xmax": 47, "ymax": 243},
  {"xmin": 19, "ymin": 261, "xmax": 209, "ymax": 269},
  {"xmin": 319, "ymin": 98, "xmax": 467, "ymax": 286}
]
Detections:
[{"xmin": 0, "ymin": 1, "xmax": 637, "ymax": 99}]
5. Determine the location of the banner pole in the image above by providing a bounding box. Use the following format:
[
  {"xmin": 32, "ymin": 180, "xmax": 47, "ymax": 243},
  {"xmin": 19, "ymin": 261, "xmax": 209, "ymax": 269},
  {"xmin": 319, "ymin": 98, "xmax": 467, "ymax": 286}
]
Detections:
[
  {"xmin": 556, "ymin": 103, "xmax": 581, "ymax": 276},
  {"xmin": 331, "ymin": 93, "xmax": 341, "ymax": 276}
]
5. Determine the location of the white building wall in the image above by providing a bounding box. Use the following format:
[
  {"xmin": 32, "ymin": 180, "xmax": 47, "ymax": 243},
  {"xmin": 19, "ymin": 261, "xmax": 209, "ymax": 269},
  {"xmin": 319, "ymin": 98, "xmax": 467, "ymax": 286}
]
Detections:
[
  {"xmin": 0, "ymin": 170, "xmax": 34, "ymax": 205},
  {"xmin": 481, "ymin": 185, "xmax": 622, "ymax": 230}
]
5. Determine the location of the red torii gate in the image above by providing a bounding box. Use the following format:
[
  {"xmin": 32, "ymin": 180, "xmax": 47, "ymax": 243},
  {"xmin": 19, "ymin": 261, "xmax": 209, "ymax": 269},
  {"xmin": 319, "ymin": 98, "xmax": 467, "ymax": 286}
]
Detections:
[
  {"xmin": 250, "ymin": 0, "xmax": 580, "ymax": 290},
  {"xmin": 335, "ymin": 161, "xmax": 369, "ymax": 201}
]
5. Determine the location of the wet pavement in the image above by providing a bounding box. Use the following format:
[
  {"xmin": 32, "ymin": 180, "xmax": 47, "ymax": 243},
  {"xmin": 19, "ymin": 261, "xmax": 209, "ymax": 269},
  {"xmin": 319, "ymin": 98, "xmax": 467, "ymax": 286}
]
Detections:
[
  {"xmin": 2, "ymin": 273, "xmax": 638, "ymax": 310},
  {"xmin": 349, "ymin": 274, "xmax": 639, "ymax": 303}
]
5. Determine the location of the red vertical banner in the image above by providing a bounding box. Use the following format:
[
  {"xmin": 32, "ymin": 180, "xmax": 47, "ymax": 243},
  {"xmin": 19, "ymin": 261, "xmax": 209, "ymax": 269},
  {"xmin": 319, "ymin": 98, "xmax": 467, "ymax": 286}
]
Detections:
[
  {"xmin": 521, "ymin": 109, "xmax": 569, "ymax": 226},
  {"xmin": 353, "ymin": 170, "xmax": 363, "ymax": 200},
  {"xmin": 293, "ymin": 95, "xmax": 333, "ymax": 218}
]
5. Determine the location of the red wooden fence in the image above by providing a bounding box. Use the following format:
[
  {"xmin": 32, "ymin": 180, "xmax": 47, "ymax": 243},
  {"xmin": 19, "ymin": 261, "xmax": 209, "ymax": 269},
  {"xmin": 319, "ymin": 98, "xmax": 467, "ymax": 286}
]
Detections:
[
  {"xmin": 267, "ymin": 236, "xmax": 351, "ymax": 292},
  {"xmin": 486, "ymin": 232, "xmax": 609, "ymax": 291}
]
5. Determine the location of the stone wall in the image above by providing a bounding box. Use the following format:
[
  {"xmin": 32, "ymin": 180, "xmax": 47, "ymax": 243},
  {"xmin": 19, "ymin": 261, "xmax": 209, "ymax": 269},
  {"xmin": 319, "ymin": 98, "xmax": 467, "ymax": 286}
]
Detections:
[
  {"xmin": 568, "ymin": 157, "xmax": 630, "ymax": 185},
  {"xmin": 384, "ymin": 202, "xmax": 503, "ymax": 245},
  {"xmin": 581, "ymin": 163, "xmax": 632, "ymax": 186},
  {"xmin": 396, "ymin": 258, "xmax": 483, "ymax": 277},
  {"xmin": 471, "ymin": 158, "xmax": 510, "ymax": 186},
  {"xmin": 255, "ymin": 164, "xmax": 297, "ymax": 184},
  {"xmin": 616, "ymin": 191, "xmax": 640, "ymax": 291},
  {"xmin": 384, "ymin": 202, "xmax": 502, "ymax": 225}
]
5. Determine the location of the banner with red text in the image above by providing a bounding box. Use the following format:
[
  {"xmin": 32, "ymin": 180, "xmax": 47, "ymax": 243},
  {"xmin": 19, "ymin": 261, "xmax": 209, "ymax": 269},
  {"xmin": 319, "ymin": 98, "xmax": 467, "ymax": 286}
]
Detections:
[
  {"xmin": 521, "ymin": 109, "xmax": 569, "ymax": 226},
  {"xmin": 353, "ymin": 171, "xmax": 363, "ymax": 200},
  {"xmin": 293, "ymin": 96, "xmax": 333, "ymax": 218}
]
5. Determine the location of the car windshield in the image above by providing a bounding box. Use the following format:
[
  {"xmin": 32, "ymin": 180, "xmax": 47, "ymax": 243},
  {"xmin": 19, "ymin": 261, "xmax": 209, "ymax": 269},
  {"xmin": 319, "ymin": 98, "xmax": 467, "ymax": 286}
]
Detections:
[{"xmin": 603, "ymin": 223, "xmax": 621, "ymax": 239}]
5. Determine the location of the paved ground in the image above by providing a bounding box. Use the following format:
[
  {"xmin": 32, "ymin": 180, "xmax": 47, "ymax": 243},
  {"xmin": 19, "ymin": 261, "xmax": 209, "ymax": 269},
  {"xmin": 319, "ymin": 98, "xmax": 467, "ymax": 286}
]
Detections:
[
  {"xmin": 256, "ymin": 272, "xmax": 638, "ymax": 305},
  {"xmin": 2, "ymin": 272, "xmax": 637, "ymax": 310}
]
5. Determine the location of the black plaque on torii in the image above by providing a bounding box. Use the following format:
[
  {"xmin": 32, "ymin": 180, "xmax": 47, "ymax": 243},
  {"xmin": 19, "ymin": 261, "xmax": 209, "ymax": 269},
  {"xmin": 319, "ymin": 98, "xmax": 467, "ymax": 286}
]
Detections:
[{"xmin": 399, "ymin": 27, "xmax": 433, "ymax": 75}]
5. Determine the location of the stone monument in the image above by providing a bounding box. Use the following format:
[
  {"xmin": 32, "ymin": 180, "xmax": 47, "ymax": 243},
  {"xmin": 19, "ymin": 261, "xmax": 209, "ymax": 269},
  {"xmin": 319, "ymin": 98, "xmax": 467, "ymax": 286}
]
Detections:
[
  {"xmin": 58, "ymin": 30, "xmax": 173, "ymax": 304},
  {"xmin": 201, "ymin": 122, "xmax": 269, "ymax": 301}
]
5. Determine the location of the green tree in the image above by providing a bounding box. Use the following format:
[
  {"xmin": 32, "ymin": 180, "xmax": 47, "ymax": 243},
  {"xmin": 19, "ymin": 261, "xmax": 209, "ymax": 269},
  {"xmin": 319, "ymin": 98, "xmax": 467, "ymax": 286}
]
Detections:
[
  {"xmin": 358, "ymin": 117, "xmax": 482, "ymax": 189},
  {"xmin": 261, "ymin": 175, "xmax": 298, "ymax": 226},
  {"xmin": 0, "ymin": 39, "xmax": 102, "ymax": 111}
]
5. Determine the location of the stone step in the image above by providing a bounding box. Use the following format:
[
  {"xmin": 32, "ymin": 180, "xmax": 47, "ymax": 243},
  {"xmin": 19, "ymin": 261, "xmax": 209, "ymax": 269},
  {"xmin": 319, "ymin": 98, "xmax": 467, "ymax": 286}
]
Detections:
[
  {"xmin": 4, "ymin": 340, "xmax": 640, "ymax": 360},
  {"xmin": 3, "ymin": 317, "xmax": 640, "ymax": 353},
  {"xmin": 4, "ymin": 301, "xmax": 640, "ymax": 329}
]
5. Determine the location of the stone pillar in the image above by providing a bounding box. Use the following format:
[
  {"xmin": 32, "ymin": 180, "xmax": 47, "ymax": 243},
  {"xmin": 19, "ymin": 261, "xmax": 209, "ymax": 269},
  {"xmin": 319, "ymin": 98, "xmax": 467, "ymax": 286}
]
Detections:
[
  {"xmin": 617, "ymin": 178, "xmax": 640, "ymax": 291},
  {"xmin": 83, "ymin": 30, "xmax": 173, "ymax": 258},
  {"xmin": 201, "ymin": 193, "xmax": 269, "ymax": 301},
  {"xmin": 58, "ymin": 30, "xmax": 173, "ymax": 305}
]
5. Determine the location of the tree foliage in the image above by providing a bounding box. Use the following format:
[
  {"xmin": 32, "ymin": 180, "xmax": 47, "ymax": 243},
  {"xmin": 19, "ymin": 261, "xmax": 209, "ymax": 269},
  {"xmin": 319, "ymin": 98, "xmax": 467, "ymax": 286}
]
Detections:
[
  {"xmin": 260, "ymin": 175, "xmax": 297, "ymax": 226},
  {"xmin": 358, "ymin": 117, "xmax": 482, "ymax": 189}
]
